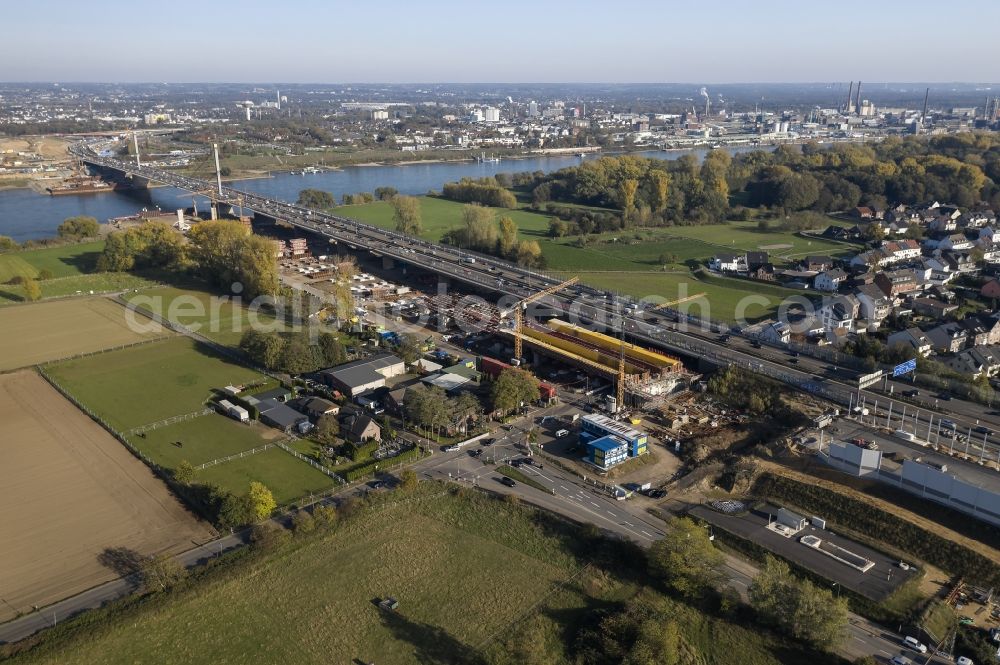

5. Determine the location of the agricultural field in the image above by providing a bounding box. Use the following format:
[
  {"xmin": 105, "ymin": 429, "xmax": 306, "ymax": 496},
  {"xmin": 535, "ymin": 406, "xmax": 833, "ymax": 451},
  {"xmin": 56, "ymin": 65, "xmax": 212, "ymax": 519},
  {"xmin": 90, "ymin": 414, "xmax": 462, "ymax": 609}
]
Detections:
[
  {"xmin": 45, "ymin": 337, "xmax": 267, "ymax": 432},
  {"xmin": 0, "ymin": 370, "xmax": 213, "ymax": 623},
  {"xmin": 128, "ymin": 413, "xmax": 284, "ymax": 469},
  {"xmin": 0, "ymin": 297, "xmax": 169, "ymax": 371},
  {"xmin": 124, "ymin": 284, "xmax": 285, "ymax": 348},
  {"xmin": 661, "ymin": 221, "xmax": 853, "ymax": 261},
  {"xmin": 12, "ymin": 486, "xmax": 842, "ymax": 665},
  {"xmin": 193, "ymin": 447, "xmax": 336, "ymax": 505}
]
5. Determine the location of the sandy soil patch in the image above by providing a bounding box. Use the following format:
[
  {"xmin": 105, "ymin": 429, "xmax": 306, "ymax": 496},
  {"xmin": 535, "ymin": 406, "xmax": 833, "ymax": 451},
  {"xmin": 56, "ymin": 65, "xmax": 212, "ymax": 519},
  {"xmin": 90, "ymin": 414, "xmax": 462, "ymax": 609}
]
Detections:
[{"xmin": 0, "ymin": 371, "xmax": 214, "ymax": 621}]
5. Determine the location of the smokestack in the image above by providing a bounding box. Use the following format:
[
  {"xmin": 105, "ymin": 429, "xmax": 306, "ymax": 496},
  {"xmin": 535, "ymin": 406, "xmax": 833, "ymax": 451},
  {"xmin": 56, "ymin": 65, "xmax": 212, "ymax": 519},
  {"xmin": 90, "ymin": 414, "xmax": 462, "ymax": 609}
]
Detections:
[
  {"xmin": 855, "ymin": 81, "xmax": 863, "ymax": 117},
  {"xmin": 921, "ymin": 87, "xmax": 929, "ymax": 125},
  {"xmin": 276, "ymin": 89, "xmax": 280, "ymax": 111},
  {"xmin": 846, "ymin": 81, "xmax": 854, "ymax": 113},
  {"xmin": 133, "ymin": 132, "xmax": 141, "ymax": 167}
]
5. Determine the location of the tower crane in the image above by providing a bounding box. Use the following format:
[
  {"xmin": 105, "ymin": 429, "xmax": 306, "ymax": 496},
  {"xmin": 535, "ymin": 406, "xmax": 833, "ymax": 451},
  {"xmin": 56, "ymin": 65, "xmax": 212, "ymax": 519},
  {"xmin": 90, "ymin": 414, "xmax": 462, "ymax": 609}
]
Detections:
[{"xmin": 508, "ymin": 276, "xmax": 579, "ymax": 365}]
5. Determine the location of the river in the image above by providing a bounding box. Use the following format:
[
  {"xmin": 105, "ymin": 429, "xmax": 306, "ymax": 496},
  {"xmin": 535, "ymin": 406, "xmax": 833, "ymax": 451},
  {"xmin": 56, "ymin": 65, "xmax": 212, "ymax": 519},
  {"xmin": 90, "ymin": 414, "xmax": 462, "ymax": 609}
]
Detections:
[{"xmin": 0, "ymin": 146, "xmax": 768, "ymax": 242}]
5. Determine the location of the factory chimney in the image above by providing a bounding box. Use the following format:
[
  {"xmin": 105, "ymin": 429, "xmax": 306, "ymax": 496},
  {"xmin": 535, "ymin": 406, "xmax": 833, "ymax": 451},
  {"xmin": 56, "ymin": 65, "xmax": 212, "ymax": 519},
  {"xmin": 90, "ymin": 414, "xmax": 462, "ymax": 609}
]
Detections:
[
  {"xmin": 276, "ymin": 90, "xmax": 280, "ymax": 111},
  {"xmin": 855, "ymin": 81, "xmax": 863, "ymax": 117},
  {"xmin": 921, "ymin": 88, "xmax": 929, "ymax": 125},
  {"xmin": 845, "ymin": 81, "xmax": 854, "ymax": 113}
]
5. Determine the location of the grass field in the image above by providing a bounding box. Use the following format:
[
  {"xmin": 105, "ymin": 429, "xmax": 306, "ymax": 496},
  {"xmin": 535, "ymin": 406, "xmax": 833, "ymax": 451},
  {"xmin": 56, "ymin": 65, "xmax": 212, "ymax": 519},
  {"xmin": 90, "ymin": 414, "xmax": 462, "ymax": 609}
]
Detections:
[
  {"xmin": 128, "ymin": 414, "xmax": 284, "ymax": 469},
  {"xmin": 557, "ymin": 270, "xmax": 785, "ymax": 322},
  {"xmin": 124, "ymin": 284, "xmax": 285, "ymax": 348},
  {"xmin": 0, "ymin": 297, "xmax": 169, "ymax": 371},
  {"xmin": 12, "ymin": 486, "xmax": 844, "ymax": 665},
  {"xmin": 339, "ymin": 196, "xmax": 550, "ymax": 242},
  {"xmin": 339, "ymin": 197, "xmax": 844, "ymax": 321},
  {"xmin": 193, "ymin": 447, "xmax": 336, "ymax": 505},
  {"xmin": 0, "ymin": 370, "xmax": 213, "ymax": 623},
  {"xmin": 45, "ymin": 337, "xmax": 266, "ymax": 431},
  {"xmin": 0, "ymin": 241, "xmax": 103, "ymax": 283}
]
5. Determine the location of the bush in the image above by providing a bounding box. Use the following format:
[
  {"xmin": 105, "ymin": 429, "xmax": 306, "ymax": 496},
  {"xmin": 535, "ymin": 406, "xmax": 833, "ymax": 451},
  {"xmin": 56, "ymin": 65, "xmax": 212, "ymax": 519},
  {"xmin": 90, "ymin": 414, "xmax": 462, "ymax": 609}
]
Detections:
[
  {"xmin": 291, "ymin": 510, "xmax": 316, "ymax": 535},
  {"xmin": 250, "ymin": 522, "xmax": 291, "ymax": 550}
]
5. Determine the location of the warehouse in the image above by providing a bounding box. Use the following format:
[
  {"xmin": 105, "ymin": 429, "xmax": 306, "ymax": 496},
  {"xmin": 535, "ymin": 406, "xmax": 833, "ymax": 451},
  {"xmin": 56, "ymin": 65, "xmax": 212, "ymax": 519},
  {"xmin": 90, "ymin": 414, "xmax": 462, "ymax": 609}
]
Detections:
[{"xmin": 319, "ymin": 353, "xmax": 405, "ymax": 397}]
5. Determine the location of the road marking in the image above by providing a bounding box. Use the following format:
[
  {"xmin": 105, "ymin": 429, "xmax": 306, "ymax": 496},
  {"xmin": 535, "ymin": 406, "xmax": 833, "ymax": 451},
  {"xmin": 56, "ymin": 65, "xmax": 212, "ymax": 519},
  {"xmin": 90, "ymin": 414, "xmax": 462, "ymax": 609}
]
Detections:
[
  {"xmin": 641, "ymin": 530, "xmax": 653, "ymax": 537},
  {"xmin": 560, "ymin": 485, "xmax": 569, "ymax": 491},
  {"xmin": 590, "ymin": 501, "xmax": 600, "ymax": 507},
  {"xmin": 606, "ymin": 510, "xmax": 616, "ymax": 516},
  {"xmin": 622, "ymin": 521, "xmax": 633, "ymax": 526}
]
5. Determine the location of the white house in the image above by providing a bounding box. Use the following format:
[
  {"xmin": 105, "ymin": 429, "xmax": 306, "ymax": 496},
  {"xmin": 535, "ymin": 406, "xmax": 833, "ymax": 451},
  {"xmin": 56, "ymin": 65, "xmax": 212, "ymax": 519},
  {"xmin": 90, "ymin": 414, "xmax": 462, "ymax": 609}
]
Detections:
[
  {"xmin": 887, "ymin": 328, "xmax": 932, "ymax": 357},
  {"xmin": 819, "ymin": 294, "xmax": 859, "ymax": 332},
  {"xmin": 854, "ymin": 284, "xmax": 892, "ymax": 327},
  {"xmin": 709, "ymin": 253, "xmax": 741, "ymax": 272},
  {"xmin": 814, "ymin": 268, "xmax": 847, "ymax": 293}
]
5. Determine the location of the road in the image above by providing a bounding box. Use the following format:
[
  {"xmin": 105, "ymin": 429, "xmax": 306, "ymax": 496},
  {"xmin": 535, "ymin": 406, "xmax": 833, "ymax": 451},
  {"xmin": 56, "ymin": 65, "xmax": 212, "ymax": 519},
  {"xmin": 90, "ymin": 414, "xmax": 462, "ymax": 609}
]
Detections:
[{"xmin": 75, "ymin": 140, "xmax": 1000, "ymax": 465}]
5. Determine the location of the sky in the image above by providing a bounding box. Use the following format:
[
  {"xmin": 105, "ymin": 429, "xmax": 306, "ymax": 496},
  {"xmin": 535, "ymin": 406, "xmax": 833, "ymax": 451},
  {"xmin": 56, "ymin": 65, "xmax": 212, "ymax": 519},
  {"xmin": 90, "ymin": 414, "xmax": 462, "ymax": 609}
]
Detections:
[{"xmin": 3, "ymin": 0, "xmax": 999, "ymax": 83}]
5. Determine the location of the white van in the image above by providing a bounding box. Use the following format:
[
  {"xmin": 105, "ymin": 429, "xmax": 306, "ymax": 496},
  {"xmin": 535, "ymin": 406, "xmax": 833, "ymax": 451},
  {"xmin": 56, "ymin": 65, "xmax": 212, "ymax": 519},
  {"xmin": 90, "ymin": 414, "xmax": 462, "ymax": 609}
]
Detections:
[
  {"xmin": 903, "ymin": 636, "xmax": 927, "ymax": 653},
  {"xmin": 555, "ymin": 429, "xmax": 569, "ymax": 438},
  {"xmin": 894, "ymin": 429, "xmax": 916, "ymax": 442}
]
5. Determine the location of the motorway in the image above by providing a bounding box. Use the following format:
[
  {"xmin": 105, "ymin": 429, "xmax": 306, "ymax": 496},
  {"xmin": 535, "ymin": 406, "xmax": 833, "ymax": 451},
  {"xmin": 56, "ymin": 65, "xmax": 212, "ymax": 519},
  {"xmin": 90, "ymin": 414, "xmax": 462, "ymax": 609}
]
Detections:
[{"xmin": 73, "ymin": 141, "xmax": 1000, "ymax": 467}]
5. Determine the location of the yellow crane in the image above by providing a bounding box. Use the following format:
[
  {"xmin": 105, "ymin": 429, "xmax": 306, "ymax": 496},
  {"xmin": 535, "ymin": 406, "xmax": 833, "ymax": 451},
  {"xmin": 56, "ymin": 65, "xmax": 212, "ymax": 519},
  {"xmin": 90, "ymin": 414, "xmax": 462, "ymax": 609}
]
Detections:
[{"xmin": 511, "ymin": 276, "xmax": 579, "ymax": 364}]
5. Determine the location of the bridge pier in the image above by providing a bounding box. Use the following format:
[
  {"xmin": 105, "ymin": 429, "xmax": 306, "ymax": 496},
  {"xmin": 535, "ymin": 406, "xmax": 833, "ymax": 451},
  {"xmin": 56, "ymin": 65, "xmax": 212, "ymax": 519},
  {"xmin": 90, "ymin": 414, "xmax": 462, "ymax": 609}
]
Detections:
[{"xmin": 382, "ymin": 256, "xmax": 395, "ymax": 270}]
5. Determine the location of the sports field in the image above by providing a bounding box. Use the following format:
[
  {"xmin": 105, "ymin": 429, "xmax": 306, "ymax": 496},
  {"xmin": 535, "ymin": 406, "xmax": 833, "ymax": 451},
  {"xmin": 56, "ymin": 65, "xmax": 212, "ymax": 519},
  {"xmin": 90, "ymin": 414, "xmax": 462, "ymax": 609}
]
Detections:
[
  {"xmin": 0, "ymin": 371, "xmax": 213, "ymax": 622},
  {"xmin": 193, "ymin": 447, "xmax": 336, "ymax": 505},
  {"xmin": 0, "ymin": 297, "xmax": 169, "ymax": 371},
  {"xmin": 128, "ymin": 413, "xmax": 285, "ymax": 469},
  {"xmin": 45, "ymin": 337, "xmax": 267, "ymax": 431},
  {"xmin": 124, "ymin": 284, "xmax": 285, "ymax": 348}
]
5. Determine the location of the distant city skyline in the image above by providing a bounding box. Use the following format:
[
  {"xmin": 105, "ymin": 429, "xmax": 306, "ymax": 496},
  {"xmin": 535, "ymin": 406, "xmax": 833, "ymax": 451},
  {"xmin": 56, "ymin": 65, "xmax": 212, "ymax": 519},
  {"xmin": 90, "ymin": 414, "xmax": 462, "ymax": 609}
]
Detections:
[{"xmin": 3, "ymin": 0, "xmax": 999, "ymax": 83}]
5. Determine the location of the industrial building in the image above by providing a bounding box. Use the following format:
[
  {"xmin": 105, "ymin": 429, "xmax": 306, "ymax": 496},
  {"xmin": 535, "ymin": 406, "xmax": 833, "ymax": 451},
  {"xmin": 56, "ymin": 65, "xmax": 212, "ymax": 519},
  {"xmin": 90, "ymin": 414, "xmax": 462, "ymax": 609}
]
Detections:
[
  {"xmin": 319, "ymin": 353, "xmax": 405, "ymax": 397},
  {"xmin": 579, "ymin": 413, "xmax": 647, "ymax": 457}
]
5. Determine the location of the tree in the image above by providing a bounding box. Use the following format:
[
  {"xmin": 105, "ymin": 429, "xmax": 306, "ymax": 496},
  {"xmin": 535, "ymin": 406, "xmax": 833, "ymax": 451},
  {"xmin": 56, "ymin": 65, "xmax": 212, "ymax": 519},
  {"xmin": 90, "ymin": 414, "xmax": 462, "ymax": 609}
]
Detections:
[
  {"xmin": 22, "ymin": 277, "xmax": 41, "ymax": 302},
  {"xmin": 247, "ymin": 481, "xmax": 277, "ymax": 521},
  {"xmin": 240, "ymin": 330, "xmax": 285, "ymax": 370},
  {"xmin": 646, "ymin": 170, "xmax": 670, "ymax": 213},
  {"xmin": 57, "ymin": 215, "xmax": 100, "ymax": 239},
  {"xmin": 314, "ymin": 414, "xmax": 340, "ymax": 445},
  {"xmin": 279, "ymin": 333, "xmax": 322, "ymax": 374},
  {"xmin": 392, "ymin": 195, "xmax": 422, "ymax": 235},
  {"xmin": 0, "ymin": 235, "xmax": 17, "ymax": 252},
  {"xmin": 547, "ymin": 218, "xmax": 568, "ymax": 238},
  {"xmin": 250, "ymin": 521, "xmax": 291, "ymax": 549},
  {"xmin": 497, "ymin": 216, "xmax": 518, "ymax": 258},
  {"xmin": 312, "ymin": 503, "xmax": 338, "ymax": 528},
  {"xmin": 394, "ymin": 333, "xmax": 424, "ymax": 365},
  {"xmin": 375, "ymin": 186, "xmax": 398, "ymax": 200},
  {"xmin": 291, "ymin": 510, "xmax": 316, "ymax": 535},
  {"xmin": 515, "ymin": 239, "xmax": 542, "ymax": 268},
  {"xmin": 749, "ymin": 555, "xmax": 848, "ymax": 648},
  {"xmin": 318, "ymin": 331, "xmax": 345, "ymax": 366},
  {"xmin": 138, "ymin": 553, "xmax": 186, "ymax": 593},
  {"xmin": 297, "ymin": 188, "xmax": 335, "ymax": 208},
  {"xmin": 619, "ymin": 178, "xmax": 639, "ymax": 214},
  {"xmin": 648, "ymin": 517, "xmax": 724, "ymax": 597},
  {"xmin": 37, "ymin": 268, "xmax": 53, "ymax": 280},
  {"xmin": 491, "ymin": 368, "xmax": 540, "ymax": 414},
  {"xmin": 398, "ymin": 468, "xmax": 418, "ymax": 491},
  {"xmin": 174, "ymin": 460, "xmax": 195, "ymax": 485},
  {"xmin": 187, "ymin": 221, "xmax": 277, "ymax": 299},
  {"xmin": 218, "ymin": 491, "xmax": 254, "ymax": 527}
]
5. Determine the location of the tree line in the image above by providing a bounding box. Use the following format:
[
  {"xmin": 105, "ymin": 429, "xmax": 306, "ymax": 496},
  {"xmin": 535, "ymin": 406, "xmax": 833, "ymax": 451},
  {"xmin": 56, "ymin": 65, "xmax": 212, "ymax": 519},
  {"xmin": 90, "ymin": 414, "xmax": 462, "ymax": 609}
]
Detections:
[{"xmin": 441, "ymin": 204, "xmax": 542, "ymax": 267}]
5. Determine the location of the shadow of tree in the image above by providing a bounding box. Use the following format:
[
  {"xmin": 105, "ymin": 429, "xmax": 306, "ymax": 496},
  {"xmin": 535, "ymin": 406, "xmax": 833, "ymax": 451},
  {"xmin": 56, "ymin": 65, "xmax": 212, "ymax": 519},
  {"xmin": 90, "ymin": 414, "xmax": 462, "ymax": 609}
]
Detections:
[
  {"xmin": 378, "ymin": 609, "xmax": 480, "ymax": 665},
  {"xmin": 97, "ymin": 546, "xmax": 144, "ymax": 581}
]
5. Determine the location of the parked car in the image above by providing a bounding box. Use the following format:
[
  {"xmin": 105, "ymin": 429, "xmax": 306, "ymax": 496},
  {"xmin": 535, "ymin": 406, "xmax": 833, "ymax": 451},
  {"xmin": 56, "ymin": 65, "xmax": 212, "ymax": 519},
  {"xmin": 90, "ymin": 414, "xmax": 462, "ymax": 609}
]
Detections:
[
  {"xmin": 444, "ymin": 445, "xmax": 461, "ymax": 452},
  {"xmin": 499, "ymin": 476, "xmax": 516, "ymax": 488},
  {"xmin": 956, "ymin": 656, "xmax": 974, "ymax": 665},
  {"xmin": 902, "ymin": 389, "xmax": 919, "ymax": 397},
  {"xmin": 890, "ymin": 656, "xmax": 912, "ymax": 665}
]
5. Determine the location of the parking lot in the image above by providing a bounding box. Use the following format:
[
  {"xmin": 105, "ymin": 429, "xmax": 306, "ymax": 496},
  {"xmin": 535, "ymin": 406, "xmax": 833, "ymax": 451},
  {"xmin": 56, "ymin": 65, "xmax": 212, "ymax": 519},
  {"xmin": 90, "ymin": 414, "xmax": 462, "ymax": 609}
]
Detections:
[{"xmin": 690, "ymin": 502, "xmax": 917, "ymax": 601}]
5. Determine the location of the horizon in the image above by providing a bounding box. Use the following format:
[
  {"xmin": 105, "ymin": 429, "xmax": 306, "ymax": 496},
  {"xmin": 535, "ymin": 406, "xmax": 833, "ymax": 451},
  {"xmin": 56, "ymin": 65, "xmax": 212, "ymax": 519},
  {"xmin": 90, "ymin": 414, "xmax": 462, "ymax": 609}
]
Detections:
[{"xmin": 4, "ymin": 0, "xmax": 998, "ymax": 82}]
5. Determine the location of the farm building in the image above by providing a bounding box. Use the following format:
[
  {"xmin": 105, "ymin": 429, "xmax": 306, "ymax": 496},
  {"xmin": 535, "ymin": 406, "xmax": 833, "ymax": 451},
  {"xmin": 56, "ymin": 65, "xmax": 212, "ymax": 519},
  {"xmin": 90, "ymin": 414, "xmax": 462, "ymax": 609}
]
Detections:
[
  {"xmin": 256, "ymin": 398, "xmax": 311, "ymax": 434},
  {"xmin": 319, "ymin": 353, "xmax": 405, "ymax": 396},
  {"xmin": 299, "ymin": 396, "xmax": 339, "ymax": 420},
  {"xmin": 217, "ymin": 399, "xmax": 250, "ymax": 423}
]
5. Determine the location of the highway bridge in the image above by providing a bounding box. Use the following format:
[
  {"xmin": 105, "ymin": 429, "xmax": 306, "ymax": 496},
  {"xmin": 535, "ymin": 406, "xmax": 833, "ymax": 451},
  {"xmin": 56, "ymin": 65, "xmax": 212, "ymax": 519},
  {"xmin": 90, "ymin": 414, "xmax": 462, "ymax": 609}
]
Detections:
[{"xmin": 74, "ymin": 141, "xmax": 1000, "ymax": 465}]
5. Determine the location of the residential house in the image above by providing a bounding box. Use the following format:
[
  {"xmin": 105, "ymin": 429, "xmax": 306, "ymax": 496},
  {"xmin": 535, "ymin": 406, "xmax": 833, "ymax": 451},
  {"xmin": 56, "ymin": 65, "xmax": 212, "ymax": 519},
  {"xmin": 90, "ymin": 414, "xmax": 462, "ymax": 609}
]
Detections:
[
  {"xmin": 819, "ymin": 294, "xmax": 859, "ymax": 332},
  {"xmin": 882, "ymin": 239, "xmax": 922, "ymax": 262},
  {"xmin": 257, "ymin": 398, "xmax": 311, "ymax": 434},
  {"xmin": 981, "ymin": 278, "xmax": 1000, "ymax": 301},
  {"xmin": 854, "ymin": 206, "xmax": 883, "ymax": 220},
  {"xmin": 874, "ymin": 270, "xmax": 919, "ymax": 300},
  {"xmin": 887, "ymin": 328, "xmax": 933, "ymax": 357},
  {"xmin": 814, "ymin": 268, "xmax": 847, "ymax": 292},
  {"xmin": 854, "ymin": 283, "xmax": 892, "ymax": 327},
  {"xmin": 912, "ymin": 297, "xmax": 959, "ymax": 319},
  {"xmin": 745, "ymin": 251, "xmax": 770, "ymax": 272},
  {"xmin": 801, "ymin": 255, "xmax": 835, "ymax": 272},
  {"xmin": 941, "ymin": 251, "xmax": 978, "ymax": 275},
  {"xmin": 751, "ymin": 263, "xmax": 776, "ymax": 282},
  {"xmin": 823, "ymin": 225, "xmax": 862, "ymax": 241},
  {"xmin": 959, "ymin": 314, "xmax": 993, "ymax": 347},
  {"xmin": 923, "ymin": 256, "xmax": 956, "ymax": 286},
  {"xmin": 959, "ymin": 210, "xmax": 996, "ymax": 228},
  {"xmin": 928, "ymin": 216, "xmax": 958, "ymax": 233},
  {"xmin": 760, "ymin": 321, "xmax": 790, "ymax": 345},
  {"xmin": 924, "ymin": 323, "xmax": 968, "ymax": 354},
  {"xmin": 945, "ymin": 346, "xmax": 1000, "ymax": 379},
  {"xmin": 318, "ymin": 353, "xmax": 406, "ymax": 397},
  {"xmin": 299, "ymin": 396, "xmax": 339, "ymax": 420},
  {"xmin": 340, "ymin": 412, "xmax": 381, "ymax": 443},
  {"xmin": 709, "ymin": 253, "xmax": 741, "ymax": 272},
  {"xmin": 936, "ymin": 233, "xmax": 974, "ymax": 252}
]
